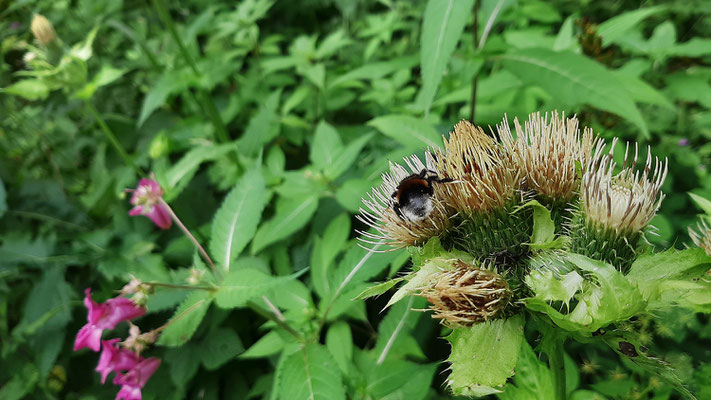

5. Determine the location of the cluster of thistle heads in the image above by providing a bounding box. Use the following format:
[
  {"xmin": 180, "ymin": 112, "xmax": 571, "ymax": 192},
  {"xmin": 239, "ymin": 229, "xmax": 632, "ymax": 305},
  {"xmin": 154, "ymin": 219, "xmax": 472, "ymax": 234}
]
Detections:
[{"xmin": 358, "ymin": 111, "xmax": 672, "ymax": 326}]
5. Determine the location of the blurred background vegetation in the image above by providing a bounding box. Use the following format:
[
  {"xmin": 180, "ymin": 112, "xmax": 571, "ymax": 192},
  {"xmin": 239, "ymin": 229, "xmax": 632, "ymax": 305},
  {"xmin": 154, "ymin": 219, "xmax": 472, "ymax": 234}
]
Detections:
[{"xmin": 2, "ymin": 0, "xmax": 711, "ymax": 399}]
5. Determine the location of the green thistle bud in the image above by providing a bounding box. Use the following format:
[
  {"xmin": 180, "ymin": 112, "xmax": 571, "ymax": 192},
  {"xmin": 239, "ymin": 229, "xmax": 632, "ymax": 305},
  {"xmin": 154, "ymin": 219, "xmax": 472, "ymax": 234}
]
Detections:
[{"xmin": 419, "ymin": 260, "xmax": 512, "ymax": 327}]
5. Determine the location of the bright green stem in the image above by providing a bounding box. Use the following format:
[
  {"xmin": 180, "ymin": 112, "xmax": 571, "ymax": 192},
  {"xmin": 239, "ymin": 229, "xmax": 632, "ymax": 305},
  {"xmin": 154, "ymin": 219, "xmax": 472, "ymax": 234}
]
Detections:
[
  {"xmin": 550, "ymin": 338, "xmax": 567, "ymax": 400},
  {"xmin": 85, "ymin": 101, "xmax": 143, "ymax": 175},
  {"xmin": 150, "ymin": 0, "xmax": 229, "ymax": 143}
]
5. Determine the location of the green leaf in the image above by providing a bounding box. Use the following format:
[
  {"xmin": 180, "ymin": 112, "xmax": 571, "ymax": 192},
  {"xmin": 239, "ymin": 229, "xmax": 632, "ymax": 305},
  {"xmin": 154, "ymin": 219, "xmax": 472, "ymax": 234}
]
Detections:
[
  {"xmin": 276, "ymin": 344, "xmax": 346, "ymax": 400},
  {"xmin": 326, "ymin": 321, "xmax": 353, "ymax": 373},
  {"xmin": 597, "ymin": 6, "xmax": 666, "ymax": 46},
  {"xmin": 138, "ymin": 68, "xmax": 198, "ymax": 126},
  {"xmin": 374, "ymin": 296, "xmax": 426, "ymax": 364},
  {"xmin": 626, "ymin": 248, "xmax": 711, "ymax": 305},
  {"xmin": 366, "ymin": 359, "xmax": 437, "ymax": 400},
  {"xmin": 210, "ymin": 167, "xmax": 267, "ymax": 271},
  {"xmin": 3, "ymin": 79, "xmax": 50, "ymax": 100},
  {"xmin": 416, "ymin": 0, "xmax": 474, "ymax": 113},
  {"xmin": 499, "ymin": 48, "xmax": 649, "ymax": 138},
  {"xmin": 519, "ymin": 200, "xmax": 556, "ymax": 246},
  {"xmin": 612, "ymin": 71, "xmax": 675, "ymax": 111},
  {"xmin": 164, "ymin": 143, "xmax": 237, "ymax": 201},
  {"xmin": 157, "ymin": 290, "xmax": 213, "ymax": 347},
  {"xmin": 310, "ymin": 121, "xmax": 343, "ymax": 170},
  {"xmin": 165, "ymin": 345, "xmax": 201, "ymax": 388},
  {"xmin": 328, "ymin": 57, "xmax": 418, "ymax": 89},
  {"xmin": 498, "ymin": 341, "xmax": 555, "ymax": 400},
  {"xmin": 689, "ymin": 192, "xmax": 711, "ymax": 216},
  {"xmin": 0, "ymin": 178, "xmax": 6, "ymax": 218},
  {"xmin": 241, "ymin": 330, "xmax": 286, "ymax": 359},
  {"xmin": 73, "ymin": 65, "xmax": 126, "ymax": 100},
  {"xmin": 386, "ymin": 257, "xmax": 453, "ymax": 308},
  {"xmin": 353, "ymin": 278, "xmax": 404, "ymax": 301},
  {"xmin": 200, "ymin": 328, "xmax": 245, "ymax": 370},
  {"xmin": 325, "ymin": 133, "xmax": 372, "ymax": 180},
  {"xmin": 446, "ymin": 314, "xmax": 525, "ymax": 395},
  {"xmin": 238, "ymin": 91, "xmax": 281, "ymax": 156},
  {"xmin": 215, "ymin": 268, "xmax": 296, "ymax": 309},
  {"xmin": 311, "ymin": 213, "xmax": 350, "ymax": 298},
  {"xmin": 368, "ymin": 115, "xmax": 443, "ymax": 149},
  {"xmin": 526, "ymin": 268, "xmax": 584, "ymax": 306},
  {"xmin": 252, "ymin": 194, "xmax": 319, "ymax": 253}
]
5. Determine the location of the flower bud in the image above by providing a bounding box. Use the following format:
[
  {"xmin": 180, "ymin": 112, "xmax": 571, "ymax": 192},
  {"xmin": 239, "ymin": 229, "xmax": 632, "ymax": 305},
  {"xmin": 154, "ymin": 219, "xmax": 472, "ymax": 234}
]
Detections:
[
  {"xmin": 420, "ymin": 261, "xmax": 511, "ymax": 326},
  {"xmin": 31, "ymin": 14, "xmax": 58, "ymax": 46}
]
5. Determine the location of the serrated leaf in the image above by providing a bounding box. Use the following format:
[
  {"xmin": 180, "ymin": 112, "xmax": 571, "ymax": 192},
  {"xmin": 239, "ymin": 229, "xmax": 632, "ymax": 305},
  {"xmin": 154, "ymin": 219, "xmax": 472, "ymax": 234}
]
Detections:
[
  {"xmin": 416, "ymin": 0, "xmax": 474, "ymax": 113},
  {"xmin": 310, "ymin": 121, "xmax": 343, "ymax": 170},
  {"xmin": 353, "ymin": 278, "xmax": 404, "ymax": 301},
  {"xmin": 241, "ymin": 330, "xmax": 286, "ymax": 359},
  {"xmin": 526, "ymin": 269, "xmax": 583, "ymax": 306},
  {"xmin": 368, "ymin": 115, "xmax": 443, "ymax": 149},
  {"xmin": 326, "ymin": 322, "xmax": 353, "ymax": 373},
  {"xmin": 210, "ymin": 168, "xmax": 267, "ymax": 271},
  {"xmin": 164, "ymin": 143, "xmax": 237, "ymax": 201},
  {"xmin": 518, "ymin": 200, "xmax": 556, "ymax": 246},
  {"xmin": 446, "ymin": 314, "xmax": 524, "ymax": 395},
  {"xmin": 276, "ymin": 344, "xmax": 346, "ymax": 400},
  {"xmin": 200, "ymin": 328, "xmax": 244, "ymax": 370},
  {"xmin": 252, "ymin": 194, "xmax": 319, "ymax": 253},
  {"xmin": 239, "ymin": 91, "xmax": 282, "ymax": 156},
  {"xmin": 498, "ymin": 341, "xmax": 555, "ymax": 400},
  {"xmin": 138, "ymin": 68, "xmax": 197, "ymax": 126},
  {"xmin": 215, "ymin": 268, "xmax": 296, "ymax": 309},
  {"xmin": 312, "ymin": 213, "xmax": 350, "ymax": 298},
  {"xmin": 499, "ymin": 48, "xmax": 649, "ymax": 138},
  {"xmin": 157, "ymin": 290, "xmax": 212, "ymax": 347}
]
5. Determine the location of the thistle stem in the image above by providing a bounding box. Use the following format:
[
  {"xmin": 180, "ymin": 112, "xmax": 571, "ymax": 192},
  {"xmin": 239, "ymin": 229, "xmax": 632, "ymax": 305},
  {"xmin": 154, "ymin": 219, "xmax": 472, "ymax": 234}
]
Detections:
[
  {"xmin": 85, "ymin": 101, "xmax": 143, "ymax": 175},
  {"xmin": 150, "ymin": 0, "xmax": 229, "ymax": 143},
  {"xmin": 550, "ymin": 338, "xmax": 567, "ymax": 400},
  {"xmin": 159, "ymin": 198, "xmax": 222, "ymax": 282}
]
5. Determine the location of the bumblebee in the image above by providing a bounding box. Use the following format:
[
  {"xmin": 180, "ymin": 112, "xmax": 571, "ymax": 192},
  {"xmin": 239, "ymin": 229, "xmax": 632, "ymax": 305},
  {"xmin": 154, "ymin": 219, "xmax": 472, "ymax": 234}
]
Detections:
[{"xmin": 391, "ymin": 169, "xmax": 451, "ymax": 222}]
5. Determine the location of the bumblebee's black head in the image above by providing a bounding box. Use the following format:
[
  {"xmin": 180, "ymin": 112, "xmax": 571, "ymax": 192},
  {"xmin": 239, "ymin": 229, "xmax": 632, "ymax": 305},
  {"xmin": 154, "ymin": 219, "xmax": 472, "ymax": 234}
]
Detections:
[{"xmin": 391, "ymin": 169, "xmax": 451, "ymax": 222}]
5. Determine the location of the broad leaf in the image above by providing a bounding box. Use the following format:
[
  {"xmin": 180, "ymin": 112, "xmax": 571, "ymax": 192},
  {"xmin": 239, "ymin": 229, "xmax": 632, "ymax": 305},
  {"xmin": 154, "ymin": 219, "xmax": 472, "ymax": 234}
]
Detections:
[
  {"xmin": 326, "ymin": 322, "xmax": 353, "ymax": 373},
  {"xmin": 310, "ymin": 121, "xmax": 343, "ymax": 171},
  {"xmin": 597, "ymin": 6, "xmax": 666, "ymax": 46},
  {"xmin": 276, "ymin": 344, "xmax": 346, "ymax": 400},
  {"xmin": 373, "ymin": 296, "xmax": 426, "ymax": 364},
  {"xmin": 365, "ymin": 359, "xmax": 437, "ymax": 400},
  {"xmin": 311, "ymin": 213, "xmax": 350, "ymax": 297},
  {"xmin": 157, "ymin": 290, "xmax": 213, "ymax": 347},
  {"xmin": 164, "ymin": 143, "xmax": 237, "ymax": 201},
  {"xmin": 416, "ymin": 0, "xmax": 474, "ymax": 113},
  {"xmin": 239, "ymin": 91, "xmax": 282, "ymax": 156},
  {"xmin": 446, "ymin": 314, "xmax": 525, "ymax": 396},
  {"xmin": 241, "ymin": 331, "xmax": 286, "ymax": 359},
  {"xmin": 498, "ymin": 341, "xmax": 555, "ymax": 400},
  {"xmin": 215, "ymin": 268, "xmax": 297, "ymax": 309},
  {"xmin": 499, "ymin": 48, "xmax": 649, "ymax": 138},
  {"xmin": 252, "ymin": 194, "xmax": 319, "ymax": 253},
  {"xmin": 210, "ymin": 168, "xmax": 267, "ymax": 271},
  {"xmin": 368, "ymin": 115, "xmax": 443, "ymax": 149},
  {"xmin": 689, "ymin": 192, "xmax": 711, "ymax": 216},
  {"xmin": 200, "ymin": 328, "xmax": 244, "ymax": 370}
]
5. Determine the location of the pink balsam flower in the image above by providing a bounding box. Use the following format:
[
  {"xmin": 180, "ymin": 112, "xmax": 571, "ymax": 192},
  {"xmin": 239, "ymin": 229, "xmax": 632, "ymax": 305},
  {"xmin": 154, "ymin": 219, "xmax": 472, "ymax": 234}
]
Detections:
[
  {"xmin": 114, "ymin": 357, "xmax": 161, "ymax": 400},
  {"xmin": 74, "ymin": 289, "xmax": 146, "ymax": 352},
  {"xmin": 128, "ymin": 178, "xmax": 172, "ymax": 230},
  {"xmin": 96, "ymin": 339, "xmax": 140, "ymax": 383}
]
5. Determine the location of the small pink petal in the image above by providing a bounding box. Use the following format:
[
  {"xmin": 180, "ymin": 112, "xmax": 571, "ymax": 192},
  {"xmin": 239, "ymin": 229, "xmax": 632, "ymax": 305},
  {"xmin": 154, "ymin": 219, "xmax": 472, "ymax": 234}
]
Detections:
[
  {"xmin": 129, "ymin": 206, "xmax": 145, "ymax": 216},
  {"xmin": 99, "ymin": 298, "xmax": 146, "ymax": 330},
  {"xmin": 146, "ymin": 204, "xmax": 172, "ymax": 230},
  {"xmin": 74, "ymin": 324, "xmax": 103, "ymax": 352},
  {"xmin": 116, "ymin": 385, "xmax": 142, "ymax": 400},
  {"xmin": 114, "ymin": 357, "xmax": 161, "ymax": 389},
  {"xmin": 97, "ymin": 339, "xmax": 140, "ymax": 383}
]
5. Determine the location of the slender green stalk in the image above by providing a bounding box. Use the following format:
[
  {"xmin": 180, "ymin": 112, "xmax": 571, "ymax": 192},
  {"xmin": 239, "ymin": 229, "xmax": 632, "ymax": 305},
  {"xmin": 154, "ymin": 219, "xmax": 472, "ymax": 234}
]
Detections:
[
  {"xmin": 148, "ymin": 282, "xmax": 217, "ymax": 291},
  {"xmin": 85, "ymin": 101, "xmax": 143, "ymax": 175},
  {"xmin": 150, "ymin": 0, "xmax": 229, "ymax": 143},
  {"xmin": 247, "ymin": 300, "xmax": 303, "ymax": 341},
  {"xmin": 550, "ymin": 338, "xmax": 567, "ymax": 400},
  {"xmin": 159, "ymin": 198, "xmax": 223, "ymax": 282}
]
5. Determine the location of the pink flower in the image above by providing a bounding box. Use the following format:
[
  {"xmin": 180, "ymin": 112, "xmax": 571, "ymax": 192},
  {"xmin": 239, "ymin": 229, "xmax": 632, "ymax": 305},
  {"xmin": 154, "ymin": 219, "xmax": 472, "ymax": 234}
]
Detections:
[
  {"xmin": 74, "ymin": 289, "xmax": 146, "ymax": 352},
  {"xmin": 128, "ymin": 178, "xmax": 172, "ymax": 230},
  {"xmin": 114, "ymin": 357, "xmax": 161, "ymax": 400},
  {"xmin": 96, "ymin": 339, "xmax": 140, "ymax": 383}
]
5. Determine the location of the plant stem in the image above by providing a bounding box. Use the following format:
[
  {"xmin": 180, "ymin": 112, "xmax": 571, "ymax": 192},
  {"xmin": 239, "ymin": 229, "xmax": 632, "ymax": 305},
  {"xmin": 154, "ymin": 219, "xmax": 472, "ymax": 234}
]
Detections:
[
  {"xmin": 150, "ymin": 0, "xmax": 229, "ymax": 143},
  {"xmin": 148, "ymin": 282, "xmax": 216, "ymax": 291},
  {"xmin": 159, "ymin": 198, "xmax": 223, "ymax": 282},
  {"xmin": 247, "ymin": 300, "xmax": 302, "ymax": 341},
  {"xmin": 85, "ymin": 101, "xmax": 143, "ymax": 175},
  {"xmin": 468, "ymin": 0, "xmax": 480, "ymax": 123},
  {"xmin": 550, "ymin": 338, "xmax": 567, "ymax": 400}
]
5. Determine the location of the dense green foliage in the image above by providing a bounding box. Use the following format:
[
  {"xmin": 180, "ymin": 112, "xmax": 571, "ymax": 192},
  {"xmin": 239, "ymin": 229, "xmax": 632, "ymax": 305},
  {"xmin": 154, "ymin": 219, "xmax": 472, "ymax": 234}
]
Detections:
[{"xmin": 2, "ymin": 0, "xmax": 711, "ymax": 399}]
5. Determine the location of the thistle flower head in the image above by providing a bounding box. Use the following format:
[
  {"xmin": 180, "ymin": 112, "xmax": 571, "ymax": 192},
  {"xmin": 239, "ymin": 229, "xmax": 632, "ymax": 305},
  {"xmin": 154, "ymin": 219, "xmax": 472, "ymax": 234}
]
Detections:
[
  {"xmin": 357, "ymin": 154, "xmax": 451, "ymax": 250},
  {"xmin": 419, "ymin": 260, "xmax": 511, "ymax": 326},
  {"xmin": 30, "ymin": 14, "xmax": 57, "ymax": 46},
  {"xmin": 581, "ymin": 139, "xmax": 668, "ymax": 235},
  {"xmin": 690, "ymin": 220, "xmax": 711, "ymax": 257},
  {"xmin": 434, "ymin": 120, "xmax": 519, "ymax": 215},
  {"xmin": 498, "ymin": 112, "xmax": 598, "ymax": 202}
]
